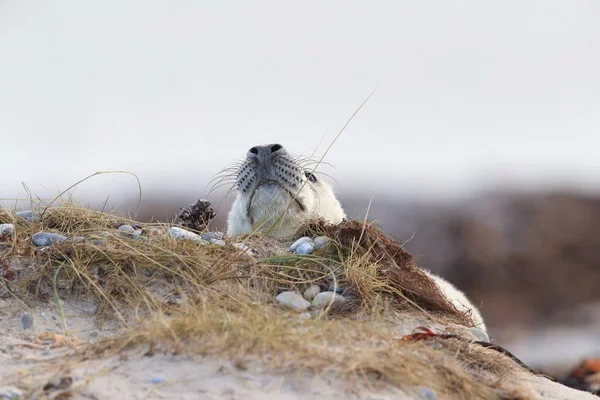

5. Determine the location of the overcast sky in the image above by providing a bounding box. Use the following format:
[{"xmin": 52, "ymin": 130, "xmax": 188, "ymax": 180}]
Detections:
[{"xmin": 1, "ymin": 1, "xmax": 599, "ymax": 208}]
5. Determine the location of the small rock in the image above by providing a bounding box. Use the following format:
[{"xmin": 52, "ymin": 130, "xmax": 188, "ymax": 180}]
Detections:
[
  {"xmin": 117, "ymin": 224, "xmax": 135, "ymax": 237},
  {"xmin": 0, "ymin": 386, "xmax": 23, "ymax": 399},
  {"xmin": 150, "ymin": 377, "xmax": 166, "ymax": 385},
  {"xmin": 211, "ymin": 239, "xmax": 226, "ymax": 247},
  {"xmin": 468, "ymin": 327, "xmax": 490, "ymax": 342},
  {"xmin": 201, "ymin": 231, "xmax": 224, "ymax": 241},
  {"xmin": 31, "ymin": 232, "xmax": 67, "ymax": 247},
  {"xmin": 275, "ymin": 291, "xmax": 311, "ymax": 311},
  {"xmin": 328, "ymin": 284, "xmax": 344, "ymax": 294},
  {"xmin": 65, "ymin": 236, "xmax": 86, "ymax": 243},
  {"xmin": 233, "ymin": 243, "xmax": 255, "ymax": 256},
  {"xmin": 416, "ymin": 386, "xmax": 437, "ymax": 400},
  {"xmin": 295, "ymin": 242, "xmax": 314, "ymax": 255},
  {"xmin": 16, "ymin": 210, "xmax": 40, "ymax": 223},
  {"xmin": 297, "ymin": 312, "xmax": 311, "ymax": 320},
  {"xmin": 168, "ymin": 227, "xmax": 202, "ymax": 241},
  {"xmin": 311, "ymin": 291, "xmax": 345, "ymax": 309},
  {"xmin": 289, "ymin": 237, "xmax": 313, "ymax": 252},
  {"xmin": 313, "ymin": 236, "xmax": 330, "ymax": 249},
  {"xmin": 303, "ymin": 285, "xmax": 321, "ymax": 301},
  {"xmin": 20, "ymin": 313, "xmax": 34, "ymax": 330},
  {"xmin": 0, "ymin": 224, "xmax": 14, "ymax": 239}
]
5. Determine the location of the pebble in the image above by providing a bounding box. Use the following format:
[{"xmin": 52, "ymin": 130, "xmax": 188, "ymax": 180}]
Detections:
[
  {"xmin": 0, "ymin": 386, "xmax": 23, "ymax": 399},
  {"xmin": 297, "ymin": 312, "xmax": 312, "ymax": 320},
  {"xmin": 65, "ymin": 236, "xmax": 86, "ymax": 243},
  {"xmin": 201, "ymin": 231, "xmax": 224, "ymax": 241},
  {"xmin": 328, "ymin": 284, "xmax": 344, "ymax": 294},
  {"xmin": 233, "ymin": 243, "xmax": 255, "ymax": 256},
  {"xmin": 468, "ymin": 327, "xmax": 490, "ymax": 342},
  {"xmin": 167, "ymin": 227, "xmax": 203, "ymax": 242},
  {"xmin": 313, "ymin": 236, "xmax": 330, "ymax": 249},
  {"xmin": 311, "ymin": 291, "xmax": 345, "ymax": 309},
  {"xmin": 289, "ymin": 237, "xmax": 313, "ymax": 252},
  {"xmin": 117, "ymin": 224, "xmax": 135, "ymax": 237},
  {"xmin": 302, "ymin": 285, "xmax": 321, "ymax": 301},
  {"xmin": 295, "ymin": 242, "xmax": 314, "ymax": 255},
  {"xmin": 211, "ymin": 239, "xmax": 226, "ymax": 247},
  {"xmin": 150, "ymin": 377, "xmax": 166, "ymax": 385},
  {"xmin": 20, "ymin": 313, "xmax": 34, "ymax": 330},
  {"xmin": 275, "ymin": 291, "xmax": 311, "ymax": 311},
  {"xmin": 16, "ymin": 210, "xmax": 40, "ymax": 223},
  {"xmin": 0, "ymin": 224, "xmax": 14, "ymax": 238},
  {"xmin": 31, "ymin": 232, "xmax": 67, "ymax": 247},
  {"xmin": 416, "ymin": 386, "xmax": 437, "ymax": 400}
]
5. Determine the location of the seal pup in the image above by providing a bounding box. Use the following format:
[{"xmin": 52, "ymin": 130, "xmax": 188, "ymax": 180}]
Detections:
[
  {"xmin": 226, "ymin": 143, "xmax": 346, "ymax": 239},
  {"xmin": 422, "ymin": 269, "xmax": 487, "ymax": 331},
  {"xmin": 225, "ymin": 143, "xmax": 487, "ymax": 332}
]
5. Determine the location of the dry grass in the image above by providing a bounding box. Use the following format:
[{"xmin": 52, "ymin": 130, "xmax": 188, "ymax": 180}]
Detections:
[{"xmin": 0, "ymin": 200, "xmax": 534, "ymax": 399}]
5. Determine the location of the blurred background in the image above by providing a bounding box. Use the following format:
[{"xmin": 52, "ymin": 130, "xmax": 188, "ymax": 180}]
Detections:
[{"xmin": 1, "ymin": 0, "xmax": 599, "ymax": 375}]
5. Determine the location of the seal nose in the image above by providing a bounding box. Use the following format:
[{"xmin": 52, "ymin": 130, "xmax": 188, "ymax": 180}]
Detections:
[{"xmin": 247, "ymin": 144, "xmax": 285, "ymax": 160}]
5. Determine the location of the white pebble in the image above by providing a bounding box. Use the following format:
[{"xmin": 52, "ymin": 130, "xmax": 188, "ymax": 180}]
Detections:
[
  {"xmin": 303, "ymin": 284, "xmax": 321, "ymax": 301},
  {"xmin": 211, "ymin": 239, "xmax": 226, "ymax": 247},
  {"xmin": 313, "ymin": 236, "xmax": 330, "ymax": 249},
  {"xmin": 168, "ymin": 227, "xmax": 202, "ymax": 242},
  {"xmin": 311, "ymin": 291, "xmax": 346, "ymax": 309},
  {"xmin": 233, "ymin": 242, "xmax": 255, "ymax": 256},
  {"xmin": 289, "ymin": 237, "xmax": 313, "ymax": 252},
  {"xmin": 0, "ymin": 386, "xmax": 23, "ymax": 399},
  {"xmin": 275, "ymin": 291, "xmax": 311, "ymax": 311},
  {"xmin": 0, "ymin": 223, "xmax": 14, "ymax": 238},
  {"xmin": 295, "ymin": 242, "xmax": 314, "ymax": 255}
]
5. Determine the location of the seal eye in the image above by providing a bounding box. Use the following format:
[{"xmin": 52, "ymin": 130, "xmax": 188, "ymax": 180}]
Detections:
[{"xmin": 304, "ymin": 171, "xmax": 317, "ymax": 183}]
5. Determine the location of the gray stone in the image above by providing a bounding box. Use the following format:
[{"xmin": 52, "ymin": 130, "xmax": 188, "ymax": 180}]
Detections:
[
  {"xmin": 289, "ymin": 237, "xmax": 313, "ymax": 252},
  {"xmin": 211, "ymin": 239, "xmax": 226, "ymax": 247},
  {"xmin": 328, "ymin": 284, "xmax": 344, "ymax": 294},
  {"xmin": 416, "ymin": 386, "xmax": 437, "ymax": 400},
  {"xmin": 201, "ymin": 231, "xmax": 224, "ymax": 241},
  {"xmin": 20, "ymin": 313, "xmax": 34, "ymax": 330},
  {"xmin": 65, "ymin": 236, "xmax": 86, "ymax": 243},
  {"xmin": 313, "ymin": 236, "xmax": 330, "ymax": 249},
  {"xmin": 294, "ymin": 242, "xmax": 314, "ymax": 255},
  {"xmin": 275, "ymin": 291, "xmax": 311, "ymax": 311},
  {"xmin": 311, "ymin": 291, "xmax": 345, "ymax": 309},
  {"xmin": 117, "ymin": 224, "xmax": 135, "ymax": 237},
  {"xmin": 31, "ymin": 232, "xmax": 67, "ymax": 247},
  {"xmin": 16, "ymin": 210, "xmax": 40, "ymax": 223},
  {"xmin": 302, "ymin": 285, "xmax": 321, "ymax": 301}
]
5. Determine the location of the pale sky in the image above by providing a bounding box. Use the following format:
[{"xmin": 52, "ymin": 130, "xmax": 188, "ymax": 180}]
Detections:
[{"xmin": 1, "ymin": 1, "xmax": 599, "ymax": 207}]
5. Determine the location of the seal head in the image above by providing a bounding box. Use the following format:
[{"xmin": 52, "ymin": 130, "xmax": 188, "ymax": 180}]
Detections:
[{"xmin": 226, "ymin": 143, "xmax": 345, "ymax": 239}]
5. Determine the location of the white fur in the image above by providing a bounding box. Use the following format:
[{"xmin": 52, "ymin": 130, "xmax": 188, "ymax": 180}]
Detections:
[
  {"xmin": 422, "ymin": 269, "xmax": 487, "ymax": 332},
  {"xmin": 227, "ymin": 177, "xmax": 345, "ymax": 240}
]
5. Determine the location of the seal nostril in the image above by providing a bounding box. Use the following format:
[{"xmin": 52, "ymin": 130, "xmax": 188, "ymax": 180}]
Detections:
[
  {"xmin": 249, "ymin": 147, "xmax": 258, "ymax": 155},
  {"xmin": 270, "ymin": 144, "xmax": 283, "ymax": 153}
]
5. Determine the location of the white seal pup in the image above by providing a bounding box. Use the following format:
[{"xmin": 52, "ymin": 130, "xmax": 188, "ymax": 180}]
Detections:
[
  {"xmin": 225, "ymin": 143, "xmax": 486, "ymax": 332},
  {"xmin": 226, "ymin": 143, "xmax": 346, "ymax": 239},
  {"xmin": 422, "ymin": 269, "xmax": 487, "ymax": 332}
]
